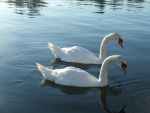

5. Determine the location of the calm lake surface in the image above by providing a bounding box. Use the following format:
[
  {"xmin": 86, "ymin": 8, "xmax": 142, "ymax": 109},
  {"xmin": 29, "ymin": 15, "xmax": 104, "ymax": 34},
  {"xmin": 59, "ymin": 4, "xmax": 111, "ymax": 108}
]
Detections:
[{"xmin": 0, "ymin": 0, "xmax": 150, "ymax": 113}]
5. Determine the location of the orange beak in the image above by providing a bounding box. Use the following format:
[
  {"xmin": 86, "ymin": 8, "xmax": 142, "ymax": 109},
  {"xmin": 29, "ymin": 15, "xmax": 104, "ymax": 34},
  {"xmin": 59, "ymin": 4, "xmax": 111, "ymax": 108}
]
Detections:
[{"xmin": 122, "ymin": 66, "xmax": 127, "ymax": 75}]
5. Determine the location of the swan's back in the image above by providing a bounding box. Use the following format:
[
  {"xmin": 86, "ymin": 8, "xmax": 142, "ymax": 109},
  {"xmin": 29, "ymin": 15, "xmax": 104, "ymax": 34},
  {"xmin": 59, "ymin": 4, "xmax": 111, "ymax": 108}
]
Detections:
[
  {"xmin": 61, "ymin": 46, "xmax": 99, "ymax": 64},
  {"xmin": 36, "ymin": 64, "xmax": 99, "ymax": 87},
  {"xmin": 55, "ymin": 67, "xmax": 99, "ymax": 87}
]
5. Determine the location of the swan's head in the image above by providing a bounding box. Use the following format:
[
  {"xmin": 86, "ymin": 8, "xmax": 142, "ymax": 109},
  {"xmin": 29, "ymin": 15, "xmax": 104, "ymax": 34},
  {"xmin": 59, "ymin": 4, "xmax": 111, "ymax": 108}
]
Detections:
[
  {"xmin": 115, "ymin": 55, "xmax": 127, "ymax": 75},
  {"xmin": 108, "ymin": 32, "xmax": 123, "ymax": 48}
]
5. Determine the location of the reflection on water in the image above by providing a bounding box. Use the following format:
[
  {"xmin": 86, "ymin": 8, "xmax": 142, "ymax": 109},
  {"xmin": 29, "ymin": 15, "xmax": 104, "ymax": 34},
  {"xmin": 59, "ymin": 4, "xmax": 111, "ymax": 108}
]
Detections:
[
  {"xmin": 5, "ymin": 0, "xmax": 48, "ymax": 17},
  {"xmin": 76, "ymin": 0, "xmax": 145, "ymax": 13},
  {"xmin": 1, "ymin": 0, "xmax": 147, "ymax": 17},
  {"xmin": 40, "ymin": 79, "xmax": 95, "ymax": 95},
  {"xmin": 104, "ymin": 105, "xmax": 126, "ymax": 113},
  {"xmin": 94, "ymin": 0, "xmax": 123, "ymax": 13},
  {"xmin": 95, "ymin": 0, "xmax": 145, "ymax": 13},
  {"xmin": 40, "ymin": 79, "xmax": 109, "ymax": 106},
  {"xmin": 40, "ymin": 79, "xmax": 126, "ymax": 113}
]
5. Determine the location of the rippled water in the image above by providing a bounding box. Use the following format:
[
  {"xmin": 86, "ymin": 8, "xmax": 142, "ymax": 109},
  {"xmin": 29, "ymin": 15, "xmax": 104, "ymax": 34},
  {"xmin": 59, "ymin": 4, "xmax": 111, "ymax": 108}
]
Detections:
[{"xmin": 0, "ymin": 0, "xmax": 150, "ymax": 113}]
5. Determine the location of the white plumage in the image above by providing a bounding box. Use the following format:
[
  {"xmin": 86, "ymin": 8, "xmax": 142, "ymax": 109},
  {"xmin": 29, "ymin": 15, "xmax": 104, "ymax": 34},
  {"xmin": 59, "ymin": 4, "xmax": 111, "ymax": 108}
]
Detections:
[
  {"xmin": 48, "ymin": 33, "xmax": 123, "ymax": 64},
  {"xmin": 36, "ymin": 55, "xmax": 127, "ymax": 87}
]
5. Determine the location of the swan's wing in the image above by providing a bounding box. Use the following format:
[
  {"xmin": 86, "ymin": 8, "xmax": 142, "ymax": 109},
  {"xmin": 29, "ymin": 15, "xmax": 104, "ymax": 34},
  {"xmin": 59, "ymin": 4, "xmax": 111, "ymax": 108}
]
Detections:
[
  {"xmin": 36, "ymin": 63, "xmax": 58, "ymax": 81},
  {"xmin": 48, "ymin": 42, "xmax": 63, "ymax": 58},
  {"xmin": 55, "ymin": 67, "xmax": 99, "ymax": 87},
  {"xmin": 61, "ymin": 46, "xmax": 99, "ymax": 64}
]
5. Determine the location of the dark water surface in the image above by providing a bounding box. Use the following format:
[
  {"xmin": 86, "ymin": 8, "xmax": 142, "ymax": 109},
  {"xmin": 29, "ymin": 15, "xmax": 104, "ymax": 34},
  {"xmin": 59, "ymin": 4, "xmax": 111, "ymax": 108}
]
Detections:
[{"xmin": 0, "ymin": 0, "xmax": 150, "ymax": 113}]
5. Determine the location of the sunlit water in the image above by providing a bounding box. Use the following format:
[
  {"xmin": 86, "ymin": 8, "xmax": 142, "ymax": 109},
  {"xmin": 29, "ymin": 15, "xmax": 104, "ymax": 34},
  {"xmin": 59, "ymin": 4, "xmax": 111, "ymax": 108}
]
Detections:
[{"xmin": 0, "ymin": 0, "xmax": 150, "ymax": 113}]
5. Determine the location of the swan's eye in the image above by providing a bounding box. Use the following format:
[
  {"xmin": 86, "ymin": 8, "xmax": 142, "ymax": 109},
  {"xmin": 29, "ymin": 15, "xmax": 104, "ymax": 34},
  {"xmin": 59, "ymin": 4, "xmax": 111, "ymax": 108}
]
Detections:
[
  {"xmin": 121, "ymin": 62, "xmax": 127, "ymax": 68},
  {"xmin": 118, "ymin": 38, "xmax": 123, "ymax": 43}
]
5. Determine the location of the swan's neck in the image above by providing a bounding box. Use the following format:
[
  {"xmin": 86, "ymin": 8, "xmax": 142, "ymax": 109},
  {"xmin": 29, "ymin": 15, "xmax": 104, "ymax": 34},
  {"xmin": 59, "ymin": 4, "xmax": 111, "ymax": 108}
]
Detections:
[
  {"xmin": 99, "ymin": 35, "xmax": 113, "ymax": 61},
  {"xmin": 98, "ymin": 56, "xmax": 116, "ymax": 86}
]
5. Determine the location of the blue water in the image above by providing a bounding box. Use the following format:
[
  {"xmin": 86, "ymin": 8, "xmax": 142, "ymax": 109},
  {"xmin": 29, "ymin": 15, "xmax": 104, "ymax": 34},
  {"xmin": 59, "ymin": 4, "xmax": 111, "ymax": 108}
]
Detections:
[{"xmin": 0, "ymin": 0, "xmax": 150, "ymax": 113}]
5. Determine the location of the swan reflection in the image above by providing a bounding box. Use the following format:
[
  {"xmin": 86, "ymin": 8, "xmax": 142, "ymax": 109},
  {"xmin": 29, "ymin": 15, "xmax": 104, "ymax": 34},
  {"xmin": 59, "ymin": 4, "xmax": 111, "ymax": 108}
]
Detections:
[
  {"xmin": 40, "ymin": 79, "xmax": 126, "ymax": 113},
  {"xmin": 104, "ymin": 105, "xmax": 126, "ymax": 113},
  {"xmin": 40, "ymin": 79, "xmax": 109, "ymax": 98},
  {"xmin": 99, "ymin": 85, "xmax": 126, "ymax": 113},
  {"xmin": 40, "ymin": 79, "xmax": 94, "ymax": 95}
]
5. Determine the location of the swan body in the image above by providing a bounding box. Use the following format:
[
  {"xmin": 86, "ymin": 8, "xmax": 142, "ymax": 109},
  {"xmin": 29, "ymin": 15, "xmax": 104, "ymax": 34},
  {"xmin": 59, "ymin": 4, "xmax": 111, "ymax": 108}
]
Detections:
[
  {"xmin": 36, "ymin": 55, "xmax": 127, "ymax": 87},
  {"xmin": 48, "ymin": 33, "xmax": 123, "ymax": 64}
]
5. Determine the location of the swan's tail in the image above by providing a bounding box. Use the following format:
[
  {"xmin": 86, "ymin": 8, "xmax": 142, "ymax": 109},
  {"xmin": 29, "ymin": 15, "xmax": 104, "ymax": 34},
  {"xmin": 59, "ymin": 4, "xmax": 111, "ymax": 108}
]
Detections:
[
  {"xmin": 36, "ymin": 63, "xmax": 55, "ymax": 81},
  {"xmin": 48, "ymin": 42, "xmax": 62, "ymax": 58}
]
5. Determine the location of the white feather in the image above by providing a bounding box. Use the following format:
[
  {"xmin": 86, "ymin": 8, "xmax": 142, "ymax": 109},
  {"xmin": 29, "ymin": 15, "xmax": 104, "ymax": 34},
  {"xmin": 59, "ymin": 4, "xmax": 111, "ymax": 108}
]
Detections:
[
  {"xmin": 36, "ymin": 55, "xmax": 127, "ymax": 87},
  {"xmin": 48, "ymin": 33, "xmax": 123, "ymax": 64}
]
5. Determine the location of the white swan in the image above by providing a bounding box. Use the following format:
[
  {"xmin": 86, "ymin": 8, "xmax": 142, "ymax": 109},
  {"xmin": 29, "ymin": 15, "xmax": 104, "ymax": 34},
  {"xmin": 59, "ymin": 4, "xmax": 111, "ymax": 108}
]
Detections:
[
  {"xmin": 48, "ymin": 32, "xmax": 123, "ymax": 64},
  {"xmin": 36, "ymin": 55, "xmax": 127, "ymax": 87}
]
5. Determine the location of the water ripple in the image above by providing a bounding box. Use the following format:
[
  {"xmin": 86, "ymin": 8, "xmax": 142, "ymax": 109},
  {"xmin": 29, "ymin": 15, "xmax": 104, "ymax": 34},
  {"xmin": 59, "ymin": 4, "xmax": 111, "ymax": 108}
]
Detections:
[{"xmin": 123, "ymin": 79, "xmax": 150, "ymax": 113}]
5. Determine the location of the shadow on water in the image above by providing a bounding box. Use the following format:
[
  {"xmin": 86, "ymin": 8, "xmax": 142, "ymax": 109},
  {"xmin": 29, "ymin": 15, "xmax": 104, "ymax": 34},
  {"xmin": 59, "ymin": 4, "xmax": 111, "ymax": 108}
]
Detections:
[
  {"xmin": 39, "ymin": 79, "xmax": 95, "ymax": 95},
  {"xmin": 40, "ymin": 79, "xmax": 126, "ymax": 113},
  {"xmin": 50, "ymin": 58, "xmax": 101, "ymax": 70}
]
